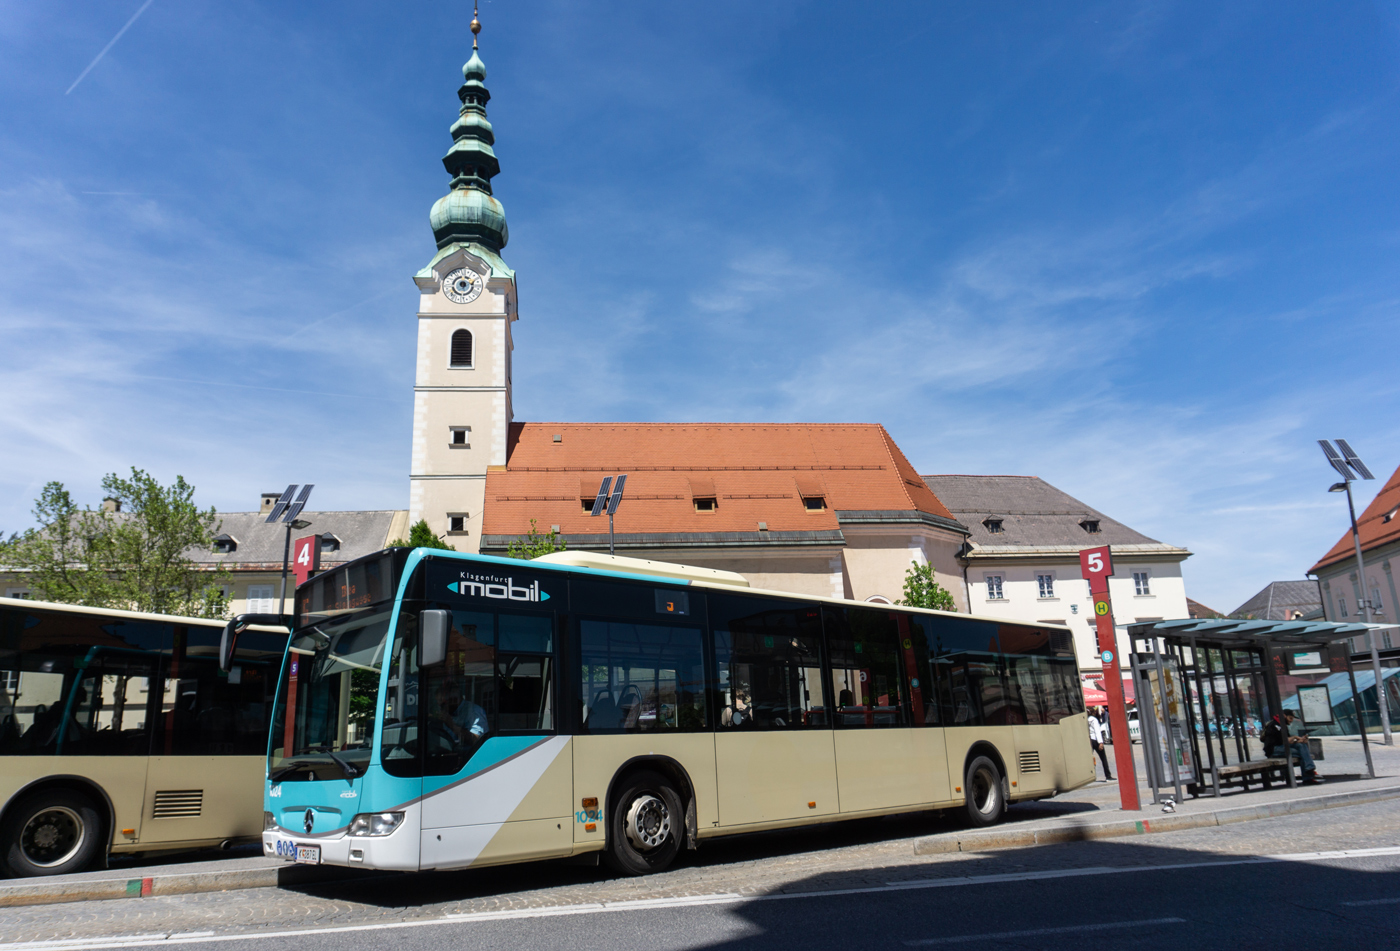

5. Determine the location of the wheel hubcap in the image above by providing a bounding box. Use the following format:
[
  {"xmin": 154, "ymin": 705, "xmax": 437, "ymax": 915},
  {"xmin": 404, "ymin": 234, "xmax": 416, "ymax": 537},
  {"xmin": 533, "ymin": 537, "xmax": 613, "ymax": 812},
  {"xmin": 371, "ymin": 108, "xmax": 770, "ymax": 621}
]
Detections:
[
  {"xmin": 624, "ymin": 794, "xmax": 670, "ymax": 850},
  {"xmin": 971, "ymin": 768, "xmax": 997, "ymax": 816},
  {"xmin": 21, "ymin": 807, "xmax": 84, "ymax": 867}
]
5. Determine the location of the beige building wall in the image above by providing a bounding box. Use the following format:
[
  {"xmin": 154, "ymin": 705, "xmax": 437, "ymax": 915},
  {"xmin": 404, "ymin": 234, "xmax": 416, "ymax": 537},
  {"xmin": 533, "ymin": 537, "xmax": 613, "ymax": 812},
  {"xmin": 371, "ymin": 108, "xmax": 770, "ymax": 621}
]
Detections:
[
  {"xmin": 409, "ymin": 246, "xmax": 517, "ymax": 553},
  {"xmin": 838, "ymin": 527, "xmax": 967, "ymax": 610},
  {"xmin": 964, "ymin": 554, "xmax": 1189, "ymax": 673}
]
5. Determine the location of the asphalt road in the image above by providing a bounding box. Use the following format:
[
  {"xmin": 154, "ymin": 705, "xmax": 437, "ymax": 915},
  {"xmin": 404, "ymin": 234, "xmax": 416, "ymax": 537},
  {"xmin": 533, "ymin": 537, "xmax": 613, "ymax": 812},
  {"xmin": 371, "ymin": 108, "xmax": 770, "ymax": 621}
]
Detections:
[{"xmin": 3, "ymin": 798, "xmax": 1399, "ymax": 951}]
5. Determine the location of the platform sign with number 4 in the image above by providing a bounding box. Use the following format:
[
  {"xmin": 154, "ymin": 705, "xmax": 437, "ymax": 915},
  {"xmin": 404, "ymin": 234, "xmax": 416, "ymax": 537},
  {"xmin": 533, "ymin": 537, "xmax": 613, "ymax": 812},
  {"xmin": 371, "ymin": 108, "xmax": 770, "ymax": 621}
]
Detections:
[{"xmin": 292, "ymin": 534, "xmax": 320, "ymax": 586}]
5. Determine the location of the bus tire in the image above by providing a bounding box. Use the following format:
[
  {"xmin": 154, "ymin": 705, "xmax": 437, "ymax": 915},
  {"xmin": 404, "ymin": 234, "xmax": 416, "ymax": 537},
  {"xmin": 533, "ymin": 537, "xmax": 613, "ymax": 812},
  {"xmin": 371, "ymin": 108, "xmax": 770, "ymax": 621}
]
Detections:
[
  {"xmin": 1, "ymin": 789, "xmax": 106, "ymax": 878},
  {"xmin": 603, "ymin": 770, "xmax": 683, "ymax": 876},
  {"xmin": 963, "ymin": 756, "xmax": 1005, "ymax": 827}
]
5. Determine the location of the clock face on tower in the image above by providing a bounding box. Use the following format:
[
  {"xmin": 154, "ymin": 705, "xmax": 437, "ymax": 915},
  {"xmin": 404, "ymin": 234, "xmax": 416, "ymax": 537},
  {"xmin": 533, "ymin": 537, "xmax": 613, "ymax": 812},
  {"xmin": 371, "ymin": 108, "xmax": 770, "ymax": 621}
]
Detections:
[{"xmin": 443, "ymin": 267, "xmax": 484, "ymax": 304}]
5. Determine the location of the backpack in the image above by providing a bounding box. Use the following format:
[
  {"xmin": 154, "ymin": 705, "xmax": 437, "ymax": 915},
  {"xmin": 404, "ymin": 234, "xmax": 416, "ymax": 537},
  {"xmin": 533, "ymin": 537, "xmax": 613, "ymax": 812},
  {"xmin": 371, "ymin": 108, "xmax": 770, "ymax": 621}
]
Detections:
[{"xmin": 1262, "ymin": 718, "xmax": 1282, "ymax": 752}]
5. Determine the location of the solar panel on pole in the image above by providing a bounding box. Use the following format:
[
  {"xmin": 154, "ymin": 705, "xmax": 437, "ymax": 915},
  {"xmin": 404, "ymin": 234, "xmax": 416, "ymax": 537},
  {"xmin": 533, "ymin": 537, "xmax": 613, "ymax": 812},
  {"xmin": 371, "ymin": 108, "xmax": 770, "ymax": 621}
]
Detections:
[
  {"xmin": 285, "ymin": 483, "xmax": 315, "ymax": 522},
  {"xmin": 1318, "ymin": 441, "xmax": 1352, "ymax": 481},
  {"xmin": 590, "ymin": 477, "xmax": 612, "ymax": 517},
  {"xmin": 266, "ymin": 485, "xmax": 297, "ymax": 524},
  {"xmin": 1336, "ymin": 439, "xmax": 1375, "ymax": 480},
  {"xmin": 607, "ymin": 474, "xmax": 627, "ymax": 515}
]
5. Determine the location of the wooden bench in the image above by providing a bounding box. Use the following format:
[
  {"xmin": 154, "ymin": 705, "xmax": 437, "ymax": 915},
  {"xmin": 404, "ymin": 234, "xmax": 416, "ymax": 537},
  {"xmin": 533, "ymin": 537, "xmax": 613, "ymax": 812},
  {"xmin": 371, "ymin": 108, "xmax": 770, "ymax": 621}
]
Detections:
[{"xmin": 1213, "ymin": 758, "xmax": 1291, "ymax": 790}]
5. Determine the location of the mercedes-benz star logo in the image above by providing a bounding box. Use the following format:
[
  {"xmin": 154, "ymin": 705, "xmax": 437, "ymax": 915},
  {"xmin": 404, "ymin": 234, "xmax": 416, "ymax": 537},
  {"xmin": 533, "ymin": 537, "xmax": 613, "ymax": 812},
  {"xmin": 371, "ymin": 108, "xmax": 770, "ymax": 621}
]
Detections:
[{"xmin": 303, "ymin": 809, "xmax": 315, "ymax": 835}]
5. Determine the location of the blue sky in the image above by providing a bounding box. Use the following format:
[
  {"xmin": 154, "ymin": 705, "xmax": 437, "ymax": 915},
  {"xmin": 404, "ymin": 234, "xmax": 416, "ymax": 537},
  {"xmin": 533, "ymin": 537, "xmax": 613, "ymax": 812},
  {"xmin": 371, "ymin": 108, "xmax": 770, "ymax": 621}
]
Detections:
[{"xmin": 2, "ymin": 1, "xmax": 1398, "ymax": 612}]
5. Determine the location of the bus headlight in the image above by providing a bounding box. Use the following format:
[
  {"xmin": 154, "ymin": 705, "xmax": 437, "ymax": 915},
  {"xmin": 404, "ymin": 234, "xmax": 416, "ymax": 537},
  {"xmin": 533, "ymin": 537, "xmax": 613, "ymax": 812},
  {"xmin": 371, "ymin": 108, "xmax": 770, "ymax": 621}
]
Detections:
[
  {"xmin": 348, "ymin": 812, "xmax": 404, "ymax": 837},
  {"xmin": 263, "ymin": 812, "xmax": 277, "ymax": 831}
]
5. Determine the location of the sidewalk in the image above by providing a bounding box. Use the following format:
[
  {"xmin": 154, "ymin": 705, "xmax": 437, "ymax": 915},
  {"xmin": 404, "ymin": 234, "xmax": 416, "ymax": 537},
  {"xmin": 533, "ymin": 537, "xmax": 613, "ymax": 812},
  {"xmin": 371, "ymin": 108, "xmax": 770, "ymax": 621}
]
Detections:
[
  {"xmin": 912, "ymin": 733, "xmax": 1400, "ymax": 855},
  {"xmin": 2, "ymin": 735, "xmax": 1396, "ymax": 909}
]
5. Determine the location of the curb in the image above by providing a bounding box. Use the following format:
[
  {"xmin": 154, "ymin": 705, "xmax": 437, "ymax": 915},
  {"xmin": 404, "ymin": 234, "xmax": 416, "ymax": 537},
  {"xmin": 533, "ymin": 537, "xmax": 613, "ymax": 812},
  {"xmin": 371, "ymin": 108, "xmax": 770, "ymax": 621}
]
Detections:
[
  {"xmin": 0, "ymin": 862, "xmax": 372, "ymax": 909},
  {"xmin": 912, "ymin": 784, "xmax": 1400, "ymax": 855}
]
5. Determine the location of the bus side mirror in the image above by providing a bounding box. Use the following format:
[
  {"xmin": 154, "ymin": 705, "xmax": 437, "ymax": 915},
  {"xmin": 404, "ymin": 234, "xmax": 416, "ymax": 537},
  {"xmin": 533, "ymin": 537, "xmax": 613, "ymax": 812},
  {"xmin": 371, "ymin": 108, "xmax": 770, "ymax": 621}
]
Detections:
[
  {"xmin": 421, "ymin": 609, "xmax": 451, "ymax": 667},
  {"xmin": 220, "ymin": 619, "xmax": 243, "ymax": 673}
]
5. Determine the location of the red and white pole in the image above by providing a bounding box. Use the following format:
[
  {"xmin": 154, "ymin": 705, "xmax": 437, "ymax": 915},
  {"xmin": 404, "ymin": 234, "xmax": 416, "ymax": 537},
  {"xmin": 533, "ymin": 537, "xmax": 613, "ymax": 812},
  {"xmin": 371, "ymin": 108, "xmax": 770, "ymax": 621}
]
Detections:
[{"xmin": 1080, "ymin": 546, "xmax": 1140, "ymax": 811}]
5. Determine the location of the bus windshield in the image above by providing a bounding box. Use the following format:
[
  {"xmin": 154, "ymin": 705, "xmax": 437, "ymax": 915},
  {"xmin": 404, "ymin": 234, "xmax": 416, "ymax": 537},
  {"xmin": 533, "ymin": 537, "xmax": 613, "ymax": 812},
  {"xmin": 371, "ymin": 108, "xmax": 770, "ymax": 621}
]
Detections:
[{"xmin": 268, "ymin": 606, "xmax": 391, "ymax": 782}]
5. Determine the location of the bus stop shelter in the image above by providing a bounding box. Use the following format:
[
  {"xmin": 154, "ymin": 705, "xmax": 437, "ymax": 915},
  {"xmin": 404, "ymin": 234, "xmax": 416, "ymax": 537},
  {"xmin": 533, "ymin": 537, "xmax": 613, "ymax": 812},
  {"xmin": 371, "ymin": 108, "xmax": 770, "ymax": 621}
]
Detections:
[{"xmin": 1124, "ymin": 617, "xmax": 1386, "ymax": 804}]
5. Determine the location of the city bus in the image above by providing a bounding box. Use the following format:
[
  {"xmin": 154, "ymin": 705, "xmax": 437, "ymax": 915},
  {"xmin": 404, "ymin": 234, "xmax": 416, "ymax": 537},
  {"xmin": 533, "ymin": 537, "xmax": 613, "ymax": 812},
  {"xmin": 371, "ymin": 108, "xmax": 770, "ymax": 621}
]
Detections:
[
  {"xmin": 0, "ymin": 597, "xmax": 287, "ymax": 877},
  {"xmin": 247, "ymin": 547, "xmax": 1094, "ymax": 877}
]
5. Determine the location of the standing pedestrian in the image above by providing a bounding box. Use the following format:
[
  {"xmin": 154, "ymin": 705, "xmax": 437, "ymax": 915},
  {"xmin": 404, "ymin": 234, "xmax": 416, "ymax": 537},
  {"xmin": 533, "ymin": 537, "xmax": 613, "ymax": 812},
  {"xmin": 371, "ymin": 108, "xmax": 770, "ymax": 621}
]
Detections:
[{"xmin": 1088, "ymin": 706, "xmax": 1113, "ymax": 781}]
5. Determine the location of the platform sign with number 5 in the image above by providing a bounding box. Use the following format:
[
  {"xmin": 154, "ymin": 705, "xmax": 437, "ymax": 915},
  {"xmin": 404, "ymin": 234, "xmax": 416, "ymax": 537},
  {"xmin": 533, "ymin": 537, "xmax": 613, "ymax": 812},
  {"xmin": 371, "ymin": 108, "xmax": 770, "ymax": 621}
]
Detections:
[{"xmin": 1079, "ymin": 545, "xmax": 1113, "ymax": 594}]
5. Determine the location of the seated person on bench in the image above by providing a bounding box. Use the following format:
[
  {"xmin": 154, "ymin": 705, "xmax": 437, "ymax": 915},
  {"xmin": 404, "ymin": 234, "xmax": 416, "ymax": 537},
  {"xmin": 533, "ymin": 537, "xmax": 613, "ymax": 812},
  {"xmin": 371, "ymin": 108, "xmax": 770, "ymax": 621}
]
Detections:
[{"xmin": 1262, "ymin": 710, "xmax": 1322, "ymax": 785}]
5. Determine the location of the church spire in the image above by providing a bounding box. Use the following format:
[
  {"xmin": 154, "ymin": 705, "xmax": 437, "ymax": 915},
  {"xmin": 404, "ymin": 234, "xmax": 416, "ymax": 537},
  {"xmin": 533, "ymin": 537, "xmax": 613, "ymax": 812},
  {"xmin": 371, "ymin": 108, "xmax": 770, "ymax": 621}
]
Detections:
[{"xmin": 428, "ymin": 1, "xmax": 508, "ymax": 252}]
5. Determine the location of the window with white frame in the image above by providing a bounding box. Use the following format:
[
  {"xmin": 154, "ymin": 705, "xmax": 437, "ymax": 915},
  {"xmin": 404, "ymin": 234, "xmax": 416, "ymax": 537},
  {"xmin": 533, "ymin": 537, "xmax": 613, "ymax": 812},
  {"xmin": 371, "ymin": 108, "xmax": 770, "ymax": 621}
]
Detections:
[
  {"xmin": 1036, "ymin": 574, "xmax": 1055, "ymax": 599},
  {"xmin": 1133, "ymin": 571, "xmax": 1151, "ymax": 596},
  {"xmin": 4, "ymin": 588, "xmax": 32, "ymax": 600},
  {"xmin": 0, "ymin": 669, "xmax": 18, "ymax": 693},
  {"xmin": 1338, "ymin": 597, "xmax": 1348, "ymax": 618},
  {"xmin": 986, "ymin": 575, "xmax": 1004, "ymax": 599},
  {"xmin": 1372, "ymin": 587, "xmax": 1384, "ymax": 615},
  {"xmin": 447, "ymin": 513, "xmax": 469, "ymax": 535},
  {"xmin": 449, "ymin": 426, "xmax": 471, "ymax": 448},
  {"xmin": 247, "ymin": 584, "xmax": 275, "ymax": 613}
]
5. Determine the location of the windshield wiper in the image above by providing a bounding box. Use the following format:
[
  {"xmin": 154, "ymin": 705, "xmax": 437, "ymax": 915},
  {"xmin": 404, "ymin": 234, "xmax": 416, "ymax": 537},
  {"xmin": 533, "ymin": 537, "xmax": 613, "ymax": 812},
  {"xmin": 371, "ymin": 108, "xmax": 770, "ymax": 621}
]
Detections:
[{"xmin": 306, "ymin": 745, "xmax": 361, "ymax": 779}]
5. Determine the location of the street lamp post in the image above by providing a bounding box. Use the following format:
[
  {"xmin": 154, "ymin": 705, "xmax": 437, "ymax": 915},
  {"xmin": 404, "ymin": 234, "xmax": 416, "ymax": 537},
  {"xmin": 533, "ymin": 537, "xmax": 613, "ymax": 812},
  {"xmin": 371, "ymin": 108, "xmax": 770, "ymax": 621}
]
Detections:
[
  {"xmin": 1321, "ymin": 439, "xmax": 1391, "ymax": 746},
  {"xmin": 1329, "ymin": 479, "xmax": 1392, "ymax": 745},
  {"xmin": 278, "ymin": 518, "xmax": 313, "ymax": 616}
]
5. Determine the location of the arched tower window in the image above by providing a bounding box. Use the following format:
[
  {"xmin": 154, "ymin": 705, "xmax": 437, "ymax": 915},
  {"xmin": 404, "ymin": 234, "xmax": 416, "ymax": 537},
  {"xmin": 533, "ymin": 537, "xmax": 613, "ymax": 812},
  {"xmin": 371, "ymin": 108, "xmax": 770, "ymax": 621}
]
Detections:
[{"xmin": 450, "ymin": 329, "xmax": 473, "ymax": 368}]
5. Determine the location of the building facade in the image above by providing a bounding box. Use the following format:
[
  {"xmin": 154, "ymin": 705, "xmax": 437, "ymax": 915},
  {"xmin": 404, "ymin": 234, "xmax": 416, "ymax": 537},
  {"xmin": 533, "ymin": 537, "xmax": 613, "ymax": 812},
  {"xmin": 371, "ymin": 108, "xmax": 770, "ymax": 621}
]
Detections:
[
  {"xmin": 922, "ymin": 475, "xmax": 1191, "ymax": 676},
  {"xmin": 1309, "ymin": 460, "xmax": 1400, "ymax": 659}
]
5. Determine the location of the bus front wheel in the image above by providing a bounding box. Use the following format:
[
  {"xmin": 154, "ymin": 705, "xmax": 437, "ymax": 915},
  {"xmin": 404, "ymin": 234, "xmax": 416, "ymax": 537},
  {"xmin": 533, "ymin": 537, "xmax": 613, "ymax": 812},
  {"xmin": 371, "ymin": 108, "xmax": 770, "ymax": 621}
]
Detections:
[
  {"xmin": 963, "ymin": 756, "xmax": 1005, "ymax": 827},
  {"xmin": 603, "ymin": 770, "xmax": 683, "ymax": 876},
  {"xmin": 1, "ymin": 789, "xmax": 106, "ymax": 878}
]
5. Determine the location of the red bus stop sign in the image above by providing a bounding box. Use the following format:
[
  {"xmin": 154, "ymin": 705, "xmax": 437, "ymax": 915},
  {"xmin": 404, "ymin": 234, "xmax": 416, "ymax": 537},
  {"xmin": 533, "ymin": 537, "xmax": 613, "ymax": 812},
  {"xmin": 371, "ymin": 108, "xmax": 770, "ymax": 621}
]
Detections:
[
  {"xmin": 1079, "ymin": 545, "xmax": 1140, "ymax": 811},
  {"xmin": 292, "ymin": 535, "xmax": 320, "ymax": 587}
]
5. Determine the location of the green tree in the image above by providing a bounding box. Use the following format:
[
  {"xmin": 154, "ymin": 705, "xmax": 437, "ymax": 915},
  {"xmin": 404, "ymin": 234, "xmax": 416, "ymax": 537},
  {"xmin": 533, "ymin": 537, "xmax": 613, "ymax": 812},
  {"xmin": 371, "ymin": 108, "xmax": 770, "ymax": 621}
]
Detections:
[
  {"xmin": 388, "ymin": 519, "xmax": 456, "ymax": 550},
  {"xmin": 895, "ymin": 562, "xmax": 957, "ymax": 612},
  {"xmin": 506, "ymin": 519, "xmax": 567, "ymax": 560},
  {"xmin": 3, "ymin": 469, "xmax": 231, "ymax": 617}
]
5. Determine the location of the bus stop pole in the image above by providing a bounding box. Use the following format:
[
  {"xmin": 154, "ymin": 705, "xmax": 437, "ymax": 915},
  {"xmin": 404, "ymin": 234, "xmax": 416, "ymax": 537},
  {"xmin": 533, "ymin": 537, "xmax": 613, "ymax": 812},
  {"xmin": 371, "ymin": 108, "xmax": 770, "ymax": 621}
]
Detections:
[{"xmin": 1080, "ymin": 546, "xmax": 1139, "ymax": 810}]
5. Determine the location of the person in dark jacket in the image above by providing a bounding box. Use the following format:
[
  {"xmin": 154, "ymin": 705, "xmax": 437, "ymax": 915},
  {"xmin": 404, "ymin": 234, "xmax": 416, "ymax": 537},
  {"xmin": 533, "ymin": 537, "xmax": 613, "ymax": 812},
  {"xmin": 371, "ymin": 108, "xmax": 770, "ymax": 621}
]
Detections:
[{"xmin": 1263, "ymin": 710, "xmax": 1322, "ymax": 784}]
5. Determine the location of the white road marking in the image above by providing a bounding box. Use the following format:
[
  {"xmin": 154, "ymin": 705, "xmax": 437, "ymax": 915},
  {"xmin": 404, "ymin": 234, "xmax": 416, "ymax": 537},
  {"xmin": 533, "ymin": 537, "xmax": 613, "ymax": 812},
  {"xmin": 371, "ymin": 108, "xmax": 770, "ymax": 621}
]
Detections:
[
  {"xmin": 904, "ymin": 917, "xmax": 1186, "ymax": 946},
  {"xmin": 2, "ymin": 846, "xmax": 1398, "ymax": 951},
  {"xmin": 1342, "ymin": 897, "xmax": 1400, "ymax": 906}
]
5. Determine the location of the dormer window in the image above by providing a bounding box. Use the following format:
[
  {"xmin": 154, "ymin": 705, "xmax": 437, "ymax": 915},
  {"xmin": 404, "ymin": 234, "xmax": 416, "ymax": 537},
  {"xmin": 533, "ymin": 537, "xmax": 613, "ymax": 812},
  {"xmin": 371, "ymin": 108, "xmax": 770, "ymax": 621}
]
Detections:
[
  {"xmin": 213, "ymin": 534, "xmax": 238, "ymax": 554},
  {"xmin": 1385, "ymin": 508, "xmax": 1398, "ymax": 524},
  {"xmin": 983, "ymin": 517, "xmax": 1004, "ymax": 534},
  {"xmin": 802, "ymin": 496, "xmax": 826, "ymax": 511},
  {"xmin": 1080, "ymin": 519, "xmax": 1101, "ymax": 534},
  {"xmin": 694, "ymin": 498, "xmax": 717, "ymax": 513},
  {"xmin": 319, "ymin": 533, "xmax": 342, "ymax": 554}
]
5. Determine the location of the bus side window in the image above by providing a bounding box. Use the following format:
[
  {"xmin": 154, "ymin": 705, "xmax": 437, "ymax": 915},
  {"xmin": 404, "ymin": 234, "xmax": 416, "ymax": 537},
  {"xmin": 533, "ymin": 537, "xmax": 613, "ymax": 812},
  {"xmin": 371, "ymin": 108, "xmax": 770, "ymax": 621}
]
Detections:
[
  {"xmin": 926, "ymin": 616, "xmax": 1005, "ymax": 727},
  {"xmin": 710, "ymin": 595, "xmax": 825, "ymax": 730},
  {"xmin": 824, "ymin": 607, "xmax": 907, "ymax": 728},
  {"xmin": 577, "ymin": 619, "xmax": 706, "ymax": 733}
]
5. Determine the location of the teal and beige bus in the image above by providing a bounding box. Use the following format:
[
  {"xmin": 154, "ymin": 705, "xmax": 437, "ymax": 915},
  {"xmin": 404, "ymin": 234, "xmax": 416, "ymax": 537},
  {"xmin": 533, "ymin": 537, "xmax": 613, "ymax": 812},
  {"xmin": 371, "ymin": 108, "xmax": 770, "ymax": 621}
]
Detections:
[
  {"xmin": 249, "ymin": 546, "xmax": 1094, "ymax": 876},
  {"xmin": 0, "ymin": 597, "xmax": 286, "ymax": 877}
]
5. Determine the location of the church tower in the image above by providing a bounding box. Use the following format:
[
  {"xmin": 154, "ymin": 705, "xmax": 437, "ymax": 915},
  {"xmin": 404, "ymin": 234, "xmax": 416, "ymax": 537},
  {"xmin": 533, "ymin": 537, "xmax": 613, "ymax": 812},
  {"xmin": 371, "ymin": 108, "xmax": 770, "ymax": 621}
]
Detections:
[{"xmin": 408, "ymin": 7, "xmax": 516, "ymax": 552}]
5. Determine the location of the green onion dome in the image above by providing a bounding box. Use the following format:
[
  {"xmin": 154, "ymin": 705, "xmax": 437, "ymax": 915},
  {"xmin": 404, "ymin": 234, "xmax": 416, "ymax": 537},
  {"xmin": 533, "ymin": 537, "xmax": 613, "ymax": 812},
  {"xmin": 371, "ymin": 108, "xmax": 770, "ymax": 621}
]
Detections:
[{"xmin": 429, "ymin": 50, "xmax": 507, "ymax": 252}]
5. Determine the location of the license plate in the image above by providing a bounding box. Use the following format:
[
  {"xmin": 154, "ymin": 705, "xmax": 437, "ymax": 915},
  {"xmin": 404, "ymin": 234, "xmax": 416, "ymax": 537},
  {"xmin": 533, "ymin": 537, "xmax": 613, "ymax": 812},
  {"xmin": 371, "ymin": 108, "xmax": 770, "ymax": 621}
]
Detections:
[{"xmin": 294, "ymin": 844, "xmax": 320, "ymax": 865}]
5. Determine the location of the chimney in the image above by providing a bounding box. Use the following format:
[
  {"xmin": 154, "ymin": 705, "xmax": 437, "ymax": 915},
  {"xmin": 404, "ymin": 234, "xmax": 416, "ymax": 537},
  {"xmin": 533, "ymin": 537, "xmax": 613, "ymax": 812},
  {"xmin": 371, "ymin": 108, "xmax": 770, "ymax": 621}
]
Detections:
[
  {"xmin": 101, "ymin": 498, "xmax": 120, "ymax": 513},
  {"xmin": 260, "ymin": 492, "xmax": 281, "ymax": 514}
]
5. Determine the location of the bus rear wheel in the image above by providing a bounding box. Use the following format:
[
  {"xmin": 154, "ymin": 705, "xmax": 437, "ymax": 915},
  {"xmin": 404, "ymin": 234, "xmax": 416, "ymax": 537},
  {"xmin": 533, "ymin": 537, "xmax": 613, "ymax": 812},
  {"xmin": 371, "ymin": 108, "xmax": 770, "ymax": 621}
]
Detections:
[
  {"xmin": 1, "ymin": 789, "xmax": 105, "ymax": 878},
  {"xmin": 603, "ymin": 770, "xmax": 683, "ymax": 876},
  {"xmin": 963, "ymin": 756, "xmax": 1005, "ymax": 827}
]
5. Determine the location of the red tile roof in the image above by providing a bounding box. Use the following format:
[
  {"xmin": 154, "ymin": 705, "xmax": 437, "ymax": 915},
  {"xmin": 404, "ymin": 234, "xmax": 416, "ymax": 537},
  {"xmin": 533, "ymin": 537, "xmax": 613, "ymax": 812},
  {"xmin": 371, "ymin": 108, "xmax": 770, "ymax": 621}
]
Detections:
[
  {"xmin": 1308, "ymin": 461, "xmax": 1400, "ymax": 574},
  {"xmin": 481, "ymin": 422, "xmax": 957, "ymax": 543}
]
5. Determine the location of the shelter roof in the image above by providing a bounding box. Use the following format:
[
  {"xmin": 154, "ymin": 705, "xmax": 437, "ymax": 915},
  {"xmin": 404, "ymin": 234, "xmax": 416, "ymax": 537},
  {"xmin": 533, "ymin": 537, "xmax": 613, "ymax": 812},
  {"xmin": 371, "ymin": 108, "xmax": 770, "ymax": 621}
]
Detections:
[
  {"xmin": 480, "ymin": 422, "xmax": 964, "ymax": 550},
  {"xmin": 1309, "ymin": 460, "xmax": 1400, "ymax": 574},
  {"xmin": 1126, "ymin": 617, "xmax": 1382, "ymax": 650}
]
